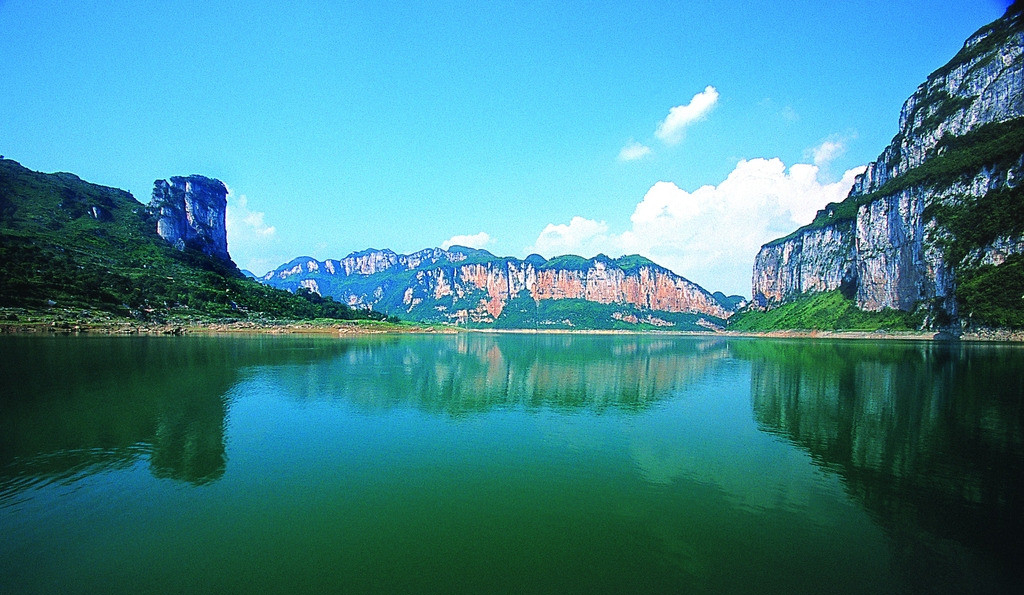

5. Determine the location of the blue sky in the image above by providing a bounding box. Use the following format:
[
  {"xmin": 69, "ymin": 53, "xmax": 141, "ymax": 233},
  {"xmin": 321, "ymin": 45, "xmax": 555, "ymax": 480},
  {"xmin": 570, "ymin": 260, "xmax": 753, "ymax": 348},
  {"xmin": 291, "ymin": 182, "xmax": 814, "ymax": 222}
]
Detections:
[{"xmin": 0, "ymin": 0, "xmax": 1012, "ymax": 295}]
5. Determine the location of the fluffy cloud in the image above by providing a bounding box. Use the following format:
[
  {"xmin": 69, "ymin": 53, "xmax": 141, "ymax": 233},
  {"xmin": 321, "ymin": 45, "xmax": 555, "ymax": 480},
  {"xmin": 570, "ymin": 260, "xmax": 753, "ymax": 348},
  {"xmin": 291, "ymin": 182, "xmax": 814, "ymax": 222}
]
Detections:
[
  {"xmin": 532, "ymin": 216, "xmax": 610, "ymax": 257},
  {"xmin": 225, "ymin": 188, "xmax": 280, "ymax": 274},
  {"xmin": 809, "ymin": 138, "xmax": 847, "ymax": 166},
  {"xmin": 654, "ymin": 86, "xmax": 719, "ymax": 145},
  {"xmin": 618, "ymin": 141, "xmax": 652, "ymax": 162},
  {"xmin": 527, "ymin": 158, "xmax": 866, "ymax": 296},
  {"xmin": 441, "ymin": 231, "xmax": 491, "ymax": 250}
]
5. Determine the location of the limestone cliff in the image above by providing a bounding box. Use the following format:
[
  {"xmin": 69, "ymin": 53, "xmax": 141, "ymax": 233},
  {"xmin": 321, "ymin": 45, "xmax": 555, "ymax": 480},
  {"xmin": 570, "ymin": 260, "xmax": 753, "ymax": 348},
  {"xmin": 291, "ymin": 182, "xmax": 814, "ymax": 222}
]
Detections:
[
  {"xmin": 150, "ymin": 175, "xmax": 230, "ymax": 262},
  {"xmin": 752, "ymin": 4, "xmax": 1024, "ymax": 328},
  {"xmin": 261, "ymin": 247, "xmax": 739, "ymax": 329}
]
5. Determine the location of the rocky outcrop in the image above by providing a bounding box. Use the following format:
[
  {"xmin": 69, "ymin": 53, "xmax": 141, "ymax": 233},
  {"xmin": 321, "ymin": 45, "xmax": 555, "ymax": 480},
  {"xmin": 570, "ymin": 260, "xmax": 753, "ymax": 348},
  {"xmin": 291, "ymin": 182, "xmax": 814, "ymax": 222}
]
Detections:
[
  {"xmin": 853, "ymin": 187, "xmax": 955, "ymax": 312},
  {"xmin": 752, "ymin": 5, "xmax": 1024, "ymax": 323},
  {"xmin": 150, "ymin": 175, "xmax": 230, "ymax": 262},
  {"xmin": 751, "ymin": 223, "xmax": 856, "ymax": 306},
  {"xmin": 261, "ymin": 248, "xmax": 739, "ymax": 328}
]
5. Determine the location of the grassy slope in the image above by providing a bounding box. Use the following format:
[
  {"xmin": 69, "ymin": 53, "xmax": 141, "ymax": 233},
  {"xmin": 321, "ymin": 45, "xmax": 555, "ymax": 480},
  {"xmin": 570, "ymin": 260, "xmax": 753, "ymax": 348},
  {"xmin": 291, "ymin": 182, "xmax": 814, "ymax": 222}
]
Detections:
[
  {"xmin": 488, "ymin": 296, "xmax": 721, "ymax": 331},
  {"xmin": 728, "ymin": 291, "xmax": 923, "ymax": 332},
  {"xmin": 0, "ymin": 159, "xmax": 383, "ymax": 321}
]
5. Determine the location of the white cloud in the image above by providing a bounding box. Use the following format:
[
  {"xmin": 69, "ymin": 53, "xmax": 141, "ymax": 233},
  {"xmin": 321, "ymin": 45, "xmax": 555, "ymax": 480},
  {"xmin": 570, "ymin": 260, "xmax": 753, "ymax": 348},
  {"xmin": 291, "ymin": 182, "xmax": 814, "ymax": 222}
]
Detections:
[
  {"xmin": 441, "ymin": 231, "xmax": 491, "ymax": 250},
  {"xmin": 809, "ymin": 139, "xmax": 846, "ymax": 166},
  {"xmin": 531, "ymin": 216, "xmax": 610, "ymax": 257},
  {"xmin": 527, "ymin": 159, "xmax": 866, "ymax": 296},
  {"xmin": 618, "ymin": 141, "xmax": 652, "ymax": 162},
  {"xmin": 226, "ymin": 188, "xmax": 281, "ymax": 274},
  {"xmin": 654, "ymin": 85, "xmax": 719, "ymax": 145}
]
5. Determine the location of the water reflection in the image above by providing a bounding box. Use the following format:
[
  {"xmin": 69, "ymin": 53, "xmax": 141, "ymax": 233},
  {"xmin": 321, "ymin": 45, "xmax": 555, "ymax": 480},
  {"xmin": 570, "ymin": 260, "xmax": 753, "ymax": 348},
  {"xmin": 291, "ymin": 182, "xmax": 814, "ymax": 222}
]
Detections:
[
  {"xmin": 737, "ymin": 339, "xmax": 1024, "ymax": 590},
  {"xmin": 0, "ymin": 334, "xmax": 728, "ymax": 499},
  {"xmin": 0, "ymin": 337, "xmax": 233, "ymax": 494},
  {"xmin": 2, "ymin": 334, "xmax": 1023, "ymax": 593},
  {"xmin": 261, "ymin": 334, "xmax": 730, "ymax": 414},
  {"xmin": 0, "ymin": 335, "xmax": 359, "ymax": 496}
]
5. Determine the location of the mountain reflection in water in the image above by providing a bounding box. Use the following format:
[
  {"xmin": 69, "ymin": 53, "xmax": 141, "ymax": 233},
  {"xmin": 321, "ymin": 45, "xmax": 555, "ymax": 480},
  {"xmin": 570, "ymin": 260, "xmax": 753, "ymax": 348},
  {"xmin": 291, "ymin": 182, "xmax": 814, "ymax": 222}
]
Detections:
[
  {"xmin": 260, "ymin": 333, "xmax": 729, "ymax": 413},
  {"xmin": 1, "ymin": 336, "xmax": 236, "ymax": 491},
  {"xmin": 0, "ymin": 334, "xmax": 727, "ymax": 497},
  {"xmin": 738, "ymin": 339, "xmax": 1024, "ymax": 589},
  {"xmin": 1, "ymin": 334, "xmax": 1022, "ymax": 594}
]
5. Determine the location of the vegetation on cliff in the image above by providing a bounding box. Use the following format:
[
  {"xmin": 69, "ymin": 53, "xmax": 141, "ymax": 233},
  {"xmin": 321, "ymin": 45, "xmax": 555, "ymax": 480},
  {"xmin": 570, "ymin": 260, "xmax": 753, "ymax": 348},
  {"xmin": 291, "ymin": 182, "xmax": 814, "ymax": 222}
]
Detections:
[
  {"xmin": 261, "ymin": 250, "xmax": 739, "ymax": 330},
  {"xmin": 752, "ymin": 3, "xmax": 1024, "ymax": 332},
  {"xmin": 728, "ymin": 291, "xmax": 923, "ymax": 332},
  {"xmin": 956, "ymin": 255, "xmax": 1024, "ymax": 329},
  {"xmin": 0, "ymin": 158, "xmax": 388, "ymax": 322},
  {"xmin": 768, "ymin": 117, "xmax": 1024, "ymax": 246}
]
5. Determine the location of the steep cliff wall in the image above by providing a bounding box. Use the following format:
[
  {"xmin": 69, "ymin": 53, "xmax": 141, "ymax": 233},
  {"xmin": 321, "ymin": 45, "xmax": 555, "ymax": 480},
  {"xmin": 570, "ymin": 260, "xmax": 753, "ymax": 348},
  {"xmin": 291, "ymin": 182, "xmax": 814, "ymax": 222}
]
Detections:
[
  {"xmin": 261, "ymin": 248, "xmax": 737, "ymax": 328},
  {"xmin": 854, "ymin": 187, "xmax": 953, "ymax": 313},
  {"xmin": 751, "ymin": 222, "xmax": 856, "ymax": 307},
  {"xmin": 752, "ymin": 5, "xmax": 1024, "ymax": 326},
  {"xmin": 150, "ymin": 175, "xmax": 230, "ymax": 262}
]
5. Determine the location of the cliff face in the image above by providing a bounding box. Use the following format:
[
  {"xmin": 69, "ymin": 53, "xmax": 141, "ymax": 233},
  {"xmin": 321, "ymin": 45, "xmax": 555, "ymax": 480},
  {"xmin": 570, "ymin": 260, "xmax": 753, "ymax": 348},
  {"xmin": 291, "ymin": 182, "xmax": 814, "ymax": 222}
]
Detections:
[
  {"xmin": 752, "ymin": 5, "xmax": 1024, "ymax": 325},
  {"xmin": 150, "ymin": 175, "xmax": 230, "ymax": 262},
  {"xmin": 261, "ymin": 248, "xmax": 739, "ymax": 329},
  {"xmin": 750, "ymin": 223, "xmax": 857, "ymax": 305}
]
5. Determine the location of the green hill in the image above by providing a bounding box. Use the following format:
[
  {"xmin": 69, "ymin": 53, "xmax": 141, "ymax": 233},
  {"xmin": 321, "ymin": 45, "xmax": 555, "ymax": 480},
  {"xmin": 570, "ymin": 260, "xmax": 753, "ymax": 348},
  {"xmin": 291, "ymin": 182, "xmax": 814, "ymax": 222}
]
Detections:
[{"xmin": 0, "ymin": 158, "xmax": 383, "ymax": 322}]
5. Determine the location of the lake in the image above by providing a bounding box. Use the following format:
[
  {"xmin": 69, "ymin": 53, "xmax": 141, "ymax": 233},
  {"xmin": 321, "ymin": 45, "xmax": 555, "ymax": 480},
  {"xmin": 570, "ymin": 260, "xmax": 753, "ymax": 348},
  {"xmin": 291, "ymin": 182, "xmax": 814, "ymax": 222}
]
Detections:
[{"xmin": 1, "ymin": 333, "xmax": 1021, "ymax": 594}]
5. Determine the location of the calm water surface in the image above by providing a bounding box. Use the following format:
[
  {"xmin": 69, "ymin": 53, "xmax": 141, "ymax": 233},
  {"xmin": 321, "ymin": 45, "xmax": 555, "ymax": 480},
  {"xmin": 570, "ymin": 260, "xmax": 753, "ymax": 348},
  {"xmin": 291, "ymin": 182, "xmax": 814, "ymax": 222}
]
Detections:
[{"xmin": 0, "ymin": 333, "xmax": 1021, "ymax": 594}]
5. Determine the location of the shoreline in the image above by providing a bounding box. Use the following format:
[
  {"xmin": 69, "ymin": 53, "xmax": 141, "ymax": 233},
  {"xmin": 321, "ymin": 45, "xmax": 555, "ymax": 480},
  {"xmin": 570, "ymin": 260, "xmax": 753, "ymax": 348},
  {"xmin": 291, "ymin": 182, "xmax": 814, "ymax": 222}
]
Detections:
[
  {"xmin": 468, "ymin": 328, "xmax": 1024, "ymax": 342},
  {"xmin": 0, "ymin": 321, "xmax": 456, "ymax": 336},
  {"xmin": 3, "ymin": 318, "xmax": 1023, "ymax": 342},
  {"xmin": 2, "ymin": 307, "xmax": 1021, "ymax": 342},
  {"xmin": 0, "ymin": 310, "xmax": 455, "ymax": 337},
  {"xmin": 717, "ymin": 329, "xmax": 1024, "ymax": 342}
]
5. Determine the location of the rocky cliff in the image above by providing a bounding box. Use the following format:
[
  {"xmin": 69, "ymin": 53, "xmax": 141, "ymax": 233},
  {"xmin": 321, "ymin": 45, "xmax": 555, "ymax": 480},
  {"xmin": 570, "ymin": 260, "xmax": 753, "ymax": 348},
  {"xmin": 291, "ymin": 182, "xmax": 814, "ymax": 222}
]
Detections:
[
  {"xmin": 752, "ymin": 4, "xmax": 1024, "ymax": 328},
  {"xmin": 260, "ymin": 247, "xmax": 741, "ymax": 329},
  {"xmin": 150, "ymin": 175, "xmax": 230, "ymax": 262}
]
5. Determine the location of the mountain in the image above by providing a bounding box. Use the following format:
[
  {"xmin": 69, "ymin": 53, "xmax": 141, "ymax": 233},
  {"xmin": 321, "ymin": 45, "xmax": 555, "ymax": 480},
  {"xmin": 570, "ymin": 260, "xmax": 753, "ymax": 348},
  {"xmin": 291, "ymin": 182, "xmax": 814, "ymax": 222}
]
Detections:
[
  {"xmin": 744, "ymin": 3, "xmax": 1024, "ymax": 331},
  {"xmin": 0, "ymin": 158, "xmax": 382, "ymax": 322},
  {"xmin": 151, "ymin": 175, "xmax": 231, "ymax": 262},
  {"xmin": 259, "ymin": 248, "xmax": 743, "ymax": 330}
]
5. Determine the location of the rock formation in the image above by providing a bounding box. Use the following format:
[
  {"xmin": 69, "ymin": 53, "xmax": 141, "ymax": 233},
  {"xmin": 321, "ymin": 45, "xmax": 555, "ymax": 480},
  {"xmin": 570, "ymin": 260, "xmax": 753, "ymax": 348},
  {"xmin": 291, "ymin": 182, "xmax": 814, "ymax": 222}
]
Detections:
[
  {"xmin": 751, "ymin": 4, "xmax": 1024, "ymax": 326},
  {"xmin": 150, "ymin": 175, "xmax": 230, "ymax": 262},
  {"xmin": 260, "ymin": 247, "xmax": 740, "ymax": 328}
]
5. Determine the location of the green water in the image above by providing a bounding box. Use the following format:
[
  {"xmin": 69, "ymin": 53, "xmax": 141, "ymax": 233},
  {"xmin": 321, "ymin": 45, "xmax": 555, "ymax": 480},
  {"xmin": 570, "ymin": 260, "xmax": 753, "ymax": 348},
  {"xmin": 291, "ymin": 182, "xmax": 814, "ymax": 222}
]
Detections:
[{"xmin": 0, "ymin": 334, "xmax": 1021, "ymax": 594}]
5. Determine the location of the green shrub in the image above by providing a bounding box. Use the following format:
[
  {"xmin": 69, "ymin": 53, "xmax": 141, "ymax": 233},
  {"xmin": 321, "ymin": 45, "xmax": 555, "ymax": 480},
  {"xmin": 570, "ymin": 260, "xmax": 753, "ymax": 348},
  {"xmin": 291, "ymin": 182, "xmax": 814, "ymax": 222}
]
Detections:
[
  {"xmin": 957, "ymin": 255, "xmax": 1024, "ymax": 329},
  {"xmin": 728, "ymin": 291, "xmax": 922, "ymax": 332}
]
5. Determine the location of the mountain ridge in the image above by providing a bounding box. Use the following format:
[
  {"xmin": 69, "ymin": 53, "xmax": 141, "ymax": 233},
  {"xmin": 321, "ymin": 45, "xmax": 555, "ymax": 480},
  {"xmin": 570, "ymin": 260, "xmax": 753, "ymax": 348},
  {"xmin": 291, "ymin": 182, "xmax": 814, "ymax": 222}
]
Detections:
[{"xmin": 258, "ymin": 248, "xmax": 744, "ymax": 330}]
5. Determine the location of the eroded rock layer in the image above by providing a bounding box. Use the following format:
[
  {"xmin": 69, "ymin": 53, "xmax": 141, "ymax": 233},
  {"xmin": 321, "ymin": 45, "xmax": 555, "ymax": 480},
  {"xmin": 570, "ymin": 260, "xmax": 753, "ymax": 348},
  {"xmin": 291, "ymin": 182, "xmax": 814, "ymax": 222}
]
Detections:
[{"xmin": 261, "ymin": 248, "xmax": 740, "ymax": 328}]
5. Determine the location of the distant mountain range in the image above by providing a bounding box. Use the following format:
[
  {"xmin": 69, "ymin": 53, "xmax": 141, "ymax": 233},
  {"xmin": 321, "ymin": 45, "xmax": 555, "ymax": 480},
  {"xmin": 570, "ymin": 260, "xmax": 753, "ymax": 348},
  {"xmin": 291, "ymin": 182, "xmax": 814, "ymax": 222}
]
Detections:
[
  {"xmin": 258, "ymin": 248, "xmax": 745, "ymax": 330},
  {"xmin": 0, "ymin": 156, "xmax": 739, "ymax": 329}
]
